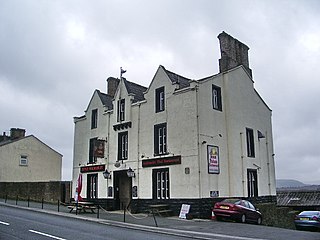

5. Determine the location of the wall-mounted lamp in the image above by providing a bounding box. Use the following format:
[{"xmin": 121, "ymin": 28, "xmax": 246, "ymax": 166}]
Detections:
[
  {"xmin": 257, "ymin": 130, "xmax": 265, "ymax": 139},
  {"xmin": 202, "ymin": 140, "xmax": 207, "ymax": 144},
  {"xmin": 253, "ymin": 163, "xmax": 261, "ymax": 170},
  {"xmin": 103, "ymin": 169, "xmax": 111, "ymax": 179},
  {"xmin": 127, "ymin": 168, "xmax": 135, "ymax": 178}
]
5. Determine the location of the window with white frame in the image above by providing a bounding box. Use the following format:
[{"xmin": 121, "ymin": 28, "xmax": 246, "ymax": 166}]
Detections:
[
  {"xmin": 91, "ymin": 109, "xmax": 98, "ymax": 129},
  {"xmin": 117, "ymin": 99, "xmax": 125, "ymax": 122},
  {"xmin": 246, "ymin": 128, "xmax": 255, "ymax": 158},
  {"xmin": 212, "ymin": 85, "xmax": 222, "ymax": 111},
  {"xmin": 155, "ymin": 87, "xmax": 165, "ymax": 113},
  {"xmin": 154, "ymin": 123, "xmax": 167, "ymax": 155},
  {"xmin": 20, "ymin": 155, "xmax": 28, "ymax": 166},
  {"xmin": 152, "ymin": 168, "xmax": 169, "ymax": 199},
  {"xmin": 118, "ymin": 131, "xmax": 128, "ymax": 160}
]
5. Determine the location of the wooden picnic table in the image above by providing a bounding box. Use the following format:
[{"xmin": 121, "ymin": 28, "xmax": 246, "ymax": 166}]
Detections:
[
  {"xmin": 148, "ymin": 204, "xmax": 172, "ymax": 216},
  {"xmin": 68, "ymin": 201, "xmax": 97, "ymax": 213}
]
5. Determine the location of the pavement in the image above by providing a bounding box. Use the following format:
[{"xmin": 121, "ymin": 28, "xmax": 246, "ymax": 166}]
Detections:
[{"xmin": 0, "ymin": 198, "xmax": 318, "ymax": 240}]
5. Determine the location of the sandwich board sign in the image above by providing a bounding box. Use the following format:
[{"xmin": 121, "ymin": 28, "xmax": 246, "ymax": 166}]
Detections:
[{"xmin": 179, "ymin": 204, "xmax": 190, "ymax": 219}]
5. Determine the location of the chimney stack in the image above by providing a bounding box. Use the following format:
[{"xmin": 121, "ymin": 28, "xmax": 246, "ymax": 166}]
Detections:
[
  {"xmin": 106, "ymin": 77, "xmax": 120, "ymax": 97},
  {"xmin": 10, "ymin": 128, "xmax": 26, "ymax": 140},
  {"xmin": 218, "ymin": 31, "xmax": 252, "ymax": 77}
]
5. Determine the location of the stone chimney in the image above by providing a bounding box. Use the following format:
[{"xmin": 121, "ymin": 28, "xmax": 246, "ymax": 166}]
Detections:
[
  {"xmin": 106, "ymin": 77, "xmax": 120, "ymax": 97},
  {"xmin": 10, "ymin": 128, "xmax": 26, "ymax": 140},
  {"xmin": 218, "ymin": 31, "xmax": 252, "ymax": 77}
]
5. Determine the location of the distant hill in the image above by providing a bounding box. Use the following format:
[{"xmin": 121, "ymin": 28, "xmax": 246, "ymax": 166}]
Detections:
[
  {"xmin": 276, "ymin": 179, "xmax": 320, "ymax": 191},
  {"xmin": 276, "ymin": 179, "xmax": 307, "ymax": 188}
]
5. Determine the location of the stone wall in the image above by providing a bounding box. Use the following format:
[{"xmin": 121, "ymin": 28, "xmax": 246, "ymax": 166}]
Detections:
[{"xmin": 0, "ymin": 181, "xmax": 71, "ymax": 203}]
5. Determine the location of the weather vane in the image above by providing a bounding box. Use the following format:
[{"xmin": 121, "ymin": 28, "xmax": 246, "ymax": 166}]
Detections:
[{"xmin": 120, "ymin": 67, "xmax": 126, "ymax": 79}]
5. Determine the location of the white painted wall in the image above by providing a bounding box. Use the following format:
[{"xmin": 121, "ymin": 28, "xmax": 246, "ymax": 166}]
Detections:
[{"xmin": 72, "ymin": 65, "xmax": 276, "ymax": 200}]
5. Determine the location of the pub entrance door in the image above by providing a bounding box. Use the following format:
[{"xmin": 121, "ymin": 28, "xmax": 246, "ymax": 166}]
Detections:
[{"xmin": 114, "ymin": 170, "xmax": 132, "ymax": 210}]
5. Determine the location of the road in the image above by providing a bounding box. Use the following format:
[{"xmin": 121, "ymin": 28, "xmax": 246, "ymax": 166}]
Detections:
[
  {"xmin": 0, "ymin": 205, "xmax": 191, "ymax": 240},
  {"xmin": 1, "ymin": 204, "xmax": 319, "ymax": 240}
]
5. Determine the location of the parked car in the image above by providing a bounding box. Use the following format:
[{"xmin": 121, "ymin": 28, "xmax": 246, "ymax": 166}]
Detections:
[
  {"xmin": 294, "ymin": 211, "xmax": 320, "ymax": 231},
  {"xmin": 213, "ymin": 198, "xmax": 262, "ymax": 224}
]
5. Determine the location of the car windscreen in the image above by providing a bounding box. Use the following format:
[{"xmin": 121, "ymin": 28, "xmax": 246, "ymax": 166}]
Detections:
[
  {"xmin": 300, "ymin": 211, "xmax": 319, "ymax": 216},
  {"xmin": 222, "ymin": 199, "xmax": 241, "ymax": 204}
]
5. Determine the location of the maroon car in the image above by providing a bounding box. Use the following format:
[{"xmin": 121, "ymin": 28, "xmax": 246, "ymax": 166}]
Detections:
[{"xmin": 213, "ymin": 199, "xmax": 262, "ymax": 224}]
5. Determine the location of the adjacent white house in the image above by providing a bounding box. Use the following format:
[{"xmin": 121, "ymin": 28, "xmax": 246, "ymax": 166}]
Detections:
[
  {"xmin": 72, "ymin": 32, "xmax": 276, "ymax": 216},
  {"xmin": 0, "ymin": 128, "xmax": 62, "ymax": 182}
]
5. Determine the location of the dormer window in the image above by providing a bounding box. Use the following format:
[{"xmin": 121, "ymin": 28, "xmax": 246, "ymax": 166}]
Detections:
[
  {"xmin": 155, "ymin": 87, "xmax": 165, "ymax": 113},
  {"xmin": 117, "ymin": 99, "xmax": 125, "ymax": 122}
]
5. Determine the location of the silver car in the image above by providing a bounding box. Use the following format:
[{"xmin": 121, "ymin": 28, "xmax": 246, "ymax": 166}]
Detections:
[{"xmin": 294, "ymin": 211, "xmax": 320, "ymax": 231}]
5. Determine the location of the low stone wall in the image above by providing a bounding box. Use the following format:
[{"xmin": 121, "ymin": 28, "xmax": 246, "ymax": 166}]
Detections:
[{"xmin": 0, "ymin": 181, "xmax": 71, "ymax": 203}]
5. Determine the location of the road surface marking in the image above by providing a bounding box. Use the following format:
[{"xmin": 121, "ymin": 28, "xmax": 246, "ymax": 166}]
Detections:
[
  {"xmin": 0, "ymin": 221, "xmax": 10, "ymax": 226},
  {"xmin": 29, "ymin": 230, "xmax": 66, "ymax": 240}
]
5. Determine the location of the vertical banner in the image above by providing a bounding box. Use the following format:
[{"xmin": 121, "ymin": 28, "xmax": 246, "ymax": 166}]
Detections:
[{"xmin": 208, "ymin": 145, "xmax": 220, "ymax": 174}]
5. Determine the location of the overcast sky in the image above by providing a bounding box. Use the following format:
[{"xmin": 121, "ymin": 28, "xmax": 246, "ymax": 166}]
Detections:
[{"xmin": 1, "ymin": 0, "xmax": 319, "ymax": 183}]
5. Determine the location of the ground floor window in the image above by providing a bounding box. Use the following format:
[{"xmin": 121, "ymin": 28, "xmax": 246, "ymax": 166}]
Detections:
[
  {"xmin": 87, "ymin": 174, "xmax": 98, "ymax": 199},
  {"xmin": 247, "ymin": 169, "xmax": 258, "ymax": 197},
  {"xmin": 152, "ymin": 168, "xmax": 169, "ymax": 199}
]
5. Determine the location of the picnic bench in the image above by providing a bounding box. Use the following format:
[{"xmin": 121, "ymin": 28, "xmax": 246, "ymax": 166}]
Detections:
[
  {"xmin": 148, "ymin": 204, "xmax": 173, "ymax": 217},
  {"xmin": 67, "ymin": 202, "xmax": 97, "ymax": 213}
]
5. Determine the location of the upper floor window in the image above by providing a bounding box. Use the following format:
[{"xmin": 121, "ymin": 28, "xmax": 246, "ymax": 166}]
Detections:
[
  {"xmin": 246, "ymin": 128, "xmax": 255, "ymax": 158},
  {"xmin": 118, "ymin": 131, "xmax": 128, "ymax": 160},
  {"xmin": 20, "ymin": 155, "xmax": 28, "ymax": 166},
  {"xmin": 89, "ymin": 138, "xmax": 98, "ymax": 164},
  {"xmin": 155, "ymin": 87, "xmax": 165, "ymax": 113},
  {"xmin": 91, "ymin": 109, "xmax": 98, "ymax": 129},
  {"xmin": 154, "ymin": 123, "xmax": 167, "ymax": 155},
  {"xmin": 212, "ymin": 85, "xmax": 222, "ymax": 111},
  {"xmin": 117, "ymin": 99, "xmax": 125, "ymax": 122}
]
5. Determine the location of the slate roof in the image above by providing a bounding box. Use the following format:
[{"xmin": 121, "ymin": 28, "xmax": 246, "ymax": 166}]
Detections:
[
  {"xmin": 123, "ymin": 78, "xmax": 147, "ymax": 103},
  {"xmin": 277, "ymin": 190, "xmax": 320, "ymax": 206},
  {"xmin": 97, "ymin": 90, "xmax": 114, "ymax": 110},
  {"xmin": 163, "ymin": 66, "xmax": 191, "ymax": 89}
]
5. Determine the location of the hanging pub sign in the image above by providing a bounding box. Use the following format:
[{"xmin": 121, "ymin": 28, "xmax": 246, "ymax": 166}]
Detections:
[
  {"xmin": 94, "ymin": 139, "xmax": 105, "ymax": 158},
  {"xmin": 208, "ymin": 145, "xmax": 220, "ymax": 174},
  {"xmin": 81, "ymin": 164, "xmax": 105, "ymax": 173}
]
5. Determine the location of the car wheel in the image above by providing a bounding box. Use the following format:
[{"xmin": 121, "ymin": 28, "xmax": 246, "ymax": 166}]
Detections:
[
  {"xmin": 257, "ymin": 217, "xmax": 262, "ymax": 225},
  {"xmin": 240, "ymin": 214, "xmax": 246, "ymax": 223}
]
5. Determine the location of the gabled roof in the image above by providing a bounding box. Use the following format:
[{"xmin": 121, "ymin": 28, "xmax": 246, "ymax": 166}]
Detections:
[
  {"xmin": 97, "ymin": 90, "xmax": 113, "ymax": 110},
  {"xmin": 161, "ymin": 66, "xmax": 191, "ymax": 89},
  {"xmin": 123, "ymin": 78, "xmax": 147, "ymax": 103},
  {"xmin": 0, "ymin": 135, "xmax": 62, "ymax": 156}
]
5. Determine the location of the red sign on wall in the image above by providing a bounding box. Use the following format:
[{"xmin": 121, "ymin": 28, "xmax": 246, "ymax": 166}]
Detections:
[
  {"xmin": 80, "ymin": 164, "xmax": 105, "ymax": 173},
  {"xmin": 142, "ymin": 156, "xmax": 181, "ymax": 168}
]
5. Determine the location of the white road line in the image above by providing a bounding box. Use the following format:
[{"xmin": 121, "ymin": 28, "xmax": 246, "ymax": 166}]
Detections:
[
  {"xmin": 29, "ymin": 230, "xmax": 66, "ymax": 240},
  {"xmin": 0, "ymin": 221, "xmax": 10, "ymax": 226}
]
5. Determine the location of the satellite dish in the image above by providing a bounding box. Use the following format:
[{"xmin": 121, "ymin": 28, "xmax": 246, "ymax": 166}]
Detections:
[{"xmin": 114, "ymin": 162, "xmax": 121, "ymax": 168}]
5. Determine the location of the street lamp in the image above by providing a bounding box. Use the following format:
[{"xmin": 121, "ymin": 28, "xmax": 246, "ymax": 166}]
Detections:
[
  {"xmin": 103, "ymin": 169, "xmax": 111, "ymax": 179},
  {"xmin": 127, "ymin": 168, "xmax": 135, "ymax": 178}
]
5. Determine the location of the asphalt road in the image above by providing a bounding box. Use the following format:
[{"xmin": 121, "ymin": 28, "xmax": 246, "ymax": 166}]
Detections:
[
  {"xmin": 0, "ymin": 206, "xmax": 188, "ymax": 240},
  {"xmin": 0, "ymin": 203, "xmax": 319, "ymax": 240}
]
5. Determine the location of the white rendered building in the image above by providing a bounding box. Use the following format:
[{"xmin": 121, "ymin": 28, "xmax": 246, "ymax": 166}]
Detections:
[
  {"xmin": 0, "ymin": 128, "xmax": 62, "ymax": 182},
  {"xmin": 72, "ymin": 32, "xmax": 276, "ymax": 216}
]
